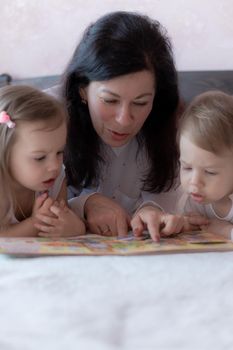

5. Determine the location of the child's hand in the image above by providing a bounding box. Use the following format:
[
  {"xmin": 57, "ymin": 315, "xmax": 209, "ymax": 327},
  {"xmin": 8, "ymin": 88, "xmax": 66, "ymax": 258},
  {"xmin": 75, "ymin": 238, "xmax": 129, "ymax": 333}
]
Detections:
[
  {"xmin": 32, "ymin": 192, "xmax": 48, "ymax": 215},
  {"xmin": 131, "ymin": 206, "xmax": 209, "ymax": 241},
  {"xmin": 131, "ymin": 206, "xmax": 186, "ymax": 242},
  {"xmin": 32, "ymin": 193, "xmax": 55, "ymax": 218},
  {"xmin": 35, "ymin": 200, "xmax": 86, "ymax": 238}
]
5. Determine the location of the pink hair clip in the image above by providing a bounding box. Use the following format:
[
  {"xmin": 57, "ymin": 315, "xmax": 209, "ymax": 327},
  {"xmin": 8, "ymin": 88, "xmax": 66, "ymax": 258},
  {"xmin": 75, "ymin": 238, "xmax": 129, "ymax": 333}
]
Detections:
[{"xmin": 0, "ymin": 111, "xmax": 16, "ymax": 128}]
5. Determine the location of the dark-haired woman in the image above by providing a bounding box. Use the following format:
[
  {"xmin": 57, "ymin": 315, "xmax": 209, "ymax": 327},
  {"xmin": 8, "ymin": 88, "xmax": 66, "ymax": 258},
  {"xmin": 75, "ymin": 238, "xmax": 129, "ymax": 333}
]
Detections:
[{"xmin": 51, "ymin": 11, "xmax": 205, "ymax": 240}]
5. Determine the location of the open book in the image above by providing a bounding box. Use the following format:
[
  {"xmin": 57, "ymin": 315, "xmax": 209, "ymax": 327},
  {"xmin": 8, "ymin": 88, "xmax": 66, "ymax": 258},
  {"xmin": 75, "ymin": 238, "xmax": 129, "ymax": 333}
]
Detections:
[{"xmin": 0, "ymin": 231, "xmax": 233, "ymax": 256}]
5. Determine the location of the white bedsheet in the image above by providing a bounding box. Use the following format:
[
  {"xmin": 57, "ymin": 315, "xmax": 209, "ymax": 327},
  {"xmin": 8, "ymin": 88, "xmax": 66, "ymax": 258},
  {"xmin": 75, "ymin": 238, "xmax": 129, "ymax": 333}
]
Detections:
[{"xmin": 0, "ymin": 252, "xmax": 233, "ymax": 350}]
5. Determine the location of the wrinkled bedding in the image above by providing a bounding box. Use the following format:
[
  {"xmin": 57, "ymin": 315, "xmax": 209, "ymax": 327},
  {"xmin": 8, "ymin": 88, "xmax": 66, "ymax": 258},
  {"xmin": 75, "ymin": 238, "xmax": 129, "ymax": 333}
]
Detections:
[{"xmin": 1, "ymin": 252, "xmax": 233, "ymax": 350}]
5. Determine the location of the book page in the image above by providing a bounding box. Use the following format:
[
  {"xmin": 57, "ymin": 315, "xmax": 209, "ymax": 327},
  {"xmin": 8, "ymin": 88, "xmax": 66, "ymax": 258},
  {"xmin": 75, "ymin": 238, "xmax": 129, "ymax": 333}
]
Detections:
[{"xmin": 0, "ymin": 231, "xmax": 233, "ymax": 256}]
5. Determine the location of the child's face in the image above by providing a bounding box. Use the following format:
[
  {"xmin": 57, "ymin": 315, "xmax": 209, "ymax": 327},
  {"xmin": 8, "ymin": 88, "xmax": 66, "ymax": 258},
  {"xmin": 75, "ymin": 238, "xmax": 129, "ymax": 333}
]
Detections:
[
  {"xmin": 9, "ymin": 119, "xmax": 67, "ymax": 193},
  {"xmin": 179, "ymin": 134, "xmax": 233, "ymax": 205}
]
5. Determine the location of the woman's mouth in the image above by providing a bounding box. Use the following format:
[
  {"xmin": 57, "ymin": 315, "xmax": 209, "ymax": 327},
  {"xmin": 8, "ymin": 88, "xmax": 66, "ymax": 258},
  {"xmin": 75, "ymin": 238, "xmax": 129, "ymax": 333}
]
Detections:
[{"xmin": 108, "ymin": 129, "xmax": 130, "ymax": 141}]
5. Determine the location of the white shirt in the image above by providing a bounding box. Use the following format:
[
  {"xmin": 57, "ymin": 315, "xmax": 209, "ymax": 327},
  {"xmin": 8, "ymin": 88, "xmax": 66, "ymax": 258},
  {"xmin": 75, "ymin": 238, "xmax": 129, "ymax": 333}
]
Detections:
[
  {"xmin": 69, "ymin": 138, "xmax": 178, "ymax": 218},
  {"xmin": 177, "ymin": 191, "xmax": 233, "ymax": 224}
]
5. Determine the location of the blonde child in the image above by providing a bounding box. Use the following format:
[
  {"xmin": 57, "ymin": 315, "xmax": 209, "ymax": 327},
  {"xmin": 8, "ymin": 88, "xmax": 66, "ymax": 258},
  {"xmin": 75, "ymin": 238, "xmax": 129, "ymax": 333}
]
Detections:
[
  {"xmin": 177, "ymin": 90, "xmax": 233, "ymax": 239},
  {"xmin": 0, "ymin": 85, "xmax": 85, "ymax": 237}
]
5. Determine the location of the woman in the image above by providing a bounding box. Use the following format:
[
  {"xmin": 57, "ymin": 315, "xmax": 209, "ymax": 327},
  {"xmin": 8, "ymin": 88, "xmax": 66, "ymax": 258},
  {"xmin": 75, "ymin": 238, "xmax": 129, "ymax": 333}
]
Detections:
[{"xmin": 59, "ymin": 11, "xmax": 205, "ymax": 240}]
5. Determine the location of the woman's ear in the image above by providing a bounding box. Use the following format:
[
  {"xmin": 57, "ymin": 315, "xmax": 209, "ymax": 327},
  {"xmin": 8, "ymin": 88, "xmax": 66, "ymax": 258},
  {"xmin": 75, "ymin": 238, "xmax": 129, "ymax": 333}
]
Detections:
[{"xmin": 79, "ymin": 87, "xmax": 87, "ymax": 104}]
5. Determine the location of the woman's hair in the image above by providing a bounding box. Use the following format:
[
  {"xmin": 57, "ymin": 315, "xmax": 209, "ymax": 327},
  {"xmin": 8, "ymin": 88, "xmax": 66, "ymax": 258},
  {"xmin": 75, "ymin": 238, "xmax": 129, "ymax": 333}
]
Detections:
[
  {"xmin": 63, "ymin": 11, "xmax": 180, "ymax": 192},
  {"xmin": 177, "ymin": 90, "xmax": 233, "ymax": 154},
  {"xmin": 0, "ymin": 85, "xmax": 66, "ymax": 228}
]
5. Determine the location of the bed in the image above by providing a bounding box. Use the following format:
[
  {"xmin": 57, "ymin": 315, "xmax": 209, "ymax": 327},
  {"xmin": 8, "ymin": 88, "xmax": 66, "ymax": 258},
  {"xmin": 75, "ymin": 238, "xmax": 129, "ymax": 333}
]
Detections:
[{"xmin": 1, "ymin": 71, "xmax": 233, "ymax": 350}]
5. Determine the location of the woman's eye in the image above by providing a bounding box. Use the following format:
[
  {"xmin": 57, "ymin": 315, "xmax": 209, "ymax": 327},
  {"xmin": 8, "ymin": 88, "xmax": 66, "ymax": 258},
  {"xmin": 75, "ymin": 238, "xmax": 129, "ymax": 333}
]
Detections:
[
  {"xmin": 133, "ymin": 101, "xmax": 148, "ymax": 106},
  {"xmin": 101, "ymin": 98, "xmax": 118, "ymax": 104},
  {"xmin": 57, "ymin": 151, "xmax": 64, "ymax": 157}
]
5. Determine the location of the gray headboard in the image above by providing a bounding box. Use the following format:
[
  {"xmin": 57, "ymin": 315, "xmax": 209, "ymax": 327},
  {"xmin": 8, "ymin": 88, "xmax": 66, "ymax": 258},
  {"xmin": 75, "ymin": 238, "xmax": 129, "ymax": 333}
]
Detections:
[
  {"xmin": 1, "ymin": 71, "xmax": 233, "ymax": 103},
  {"xmin": 178, "ymin": 71, "xmax": 233, "ymax": 102}
]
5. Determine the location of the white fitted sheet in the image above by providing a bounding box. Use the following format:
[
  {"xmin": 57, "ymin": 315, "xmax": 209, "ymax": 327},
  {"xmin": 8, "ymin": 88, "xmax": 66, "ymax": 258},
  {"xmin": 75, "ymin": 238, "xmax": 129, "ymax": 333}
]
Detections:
[{"xmin": 0, "ymin": 252, "xmax": 233, "ymax": 350}]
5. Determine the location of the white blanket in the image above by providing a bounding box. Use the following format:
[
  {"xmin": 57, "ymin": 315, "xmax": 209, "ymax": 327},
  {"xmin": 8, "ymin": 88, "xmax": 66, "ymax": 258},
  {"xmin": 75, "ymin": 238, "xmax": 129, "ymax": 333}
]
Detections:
[{"xmin": 0, "ymin": 252, "xmax": 233, "ymax": 350}]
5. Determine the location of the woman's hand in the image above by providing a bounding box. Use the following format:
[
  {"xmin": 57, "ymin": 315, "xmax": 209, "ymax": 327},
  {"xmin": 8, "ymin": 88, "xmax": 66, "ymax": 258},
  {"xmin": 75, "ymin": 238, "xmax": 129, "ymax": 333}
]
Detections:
[
  {"xmin": 131, "ymin": 206, "xmax": 209, "ymax": 241},
  {"xmin": 35, "ymin": 200, "xmax": 86, "ymax": 238},
  {"xmin": 84, "ymin": 193, "xmax": 131, "ymax": 237}
]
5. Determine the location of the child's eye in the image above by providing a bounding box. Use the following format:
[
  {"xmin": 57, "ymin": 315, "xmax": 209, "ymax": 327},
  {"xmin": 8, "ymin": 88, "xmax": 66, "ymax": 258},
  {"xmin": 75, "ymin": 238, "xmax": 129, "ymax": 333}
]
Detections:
[
  {"xmin": 205, "ymin": 170, "xmax": 217, "ymax": 176},
  {"xmin": 35, "ymin": 156, "xmax": 45, "ymax": 161}
]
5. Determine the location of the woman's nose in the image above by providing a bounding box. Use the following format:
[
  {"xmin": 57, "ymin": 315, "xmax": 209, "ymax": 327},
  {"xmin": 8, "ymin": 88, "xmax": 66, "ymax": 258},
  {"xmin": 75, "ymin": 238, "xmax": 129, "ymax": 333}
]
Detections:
[{"xmin": 115, "ymin": 105, "xmax": 132, "ymax": 126}]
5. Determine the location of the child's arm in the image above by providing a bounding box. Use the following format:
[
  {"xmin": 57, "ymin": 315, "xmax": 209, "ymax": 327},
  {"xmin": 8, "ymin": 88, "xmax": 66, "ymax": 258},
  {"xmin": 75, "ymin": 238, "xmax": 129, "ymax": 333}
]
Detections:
[
  {"xmin": 34, "ymin": 179, "xmax": 86, "ymax": 238},
  {"xmin": 200, "ymin": 218, "xmax": 233, "ymax": 240},
  {"xmin": 0, "ymin": 217, "xmax": 39, "ymax": 237},
  {"xmin": 55, "ymin": 177, "xmax": 67, "ymax": 202},
  {"xmin": 0, "ymin": 193, "xmax": 48, "ymax": 237}
]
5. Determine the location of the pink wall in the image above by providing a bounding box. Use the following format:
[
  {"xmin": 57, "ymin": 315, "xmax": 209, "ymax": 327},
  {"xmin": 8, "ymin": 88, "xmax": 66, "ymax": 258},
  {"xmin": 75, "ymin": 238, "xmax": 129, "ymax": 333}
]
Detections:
[{"xmin": 1, "ymin": 0, "xmax": 233, "ymax": 78}]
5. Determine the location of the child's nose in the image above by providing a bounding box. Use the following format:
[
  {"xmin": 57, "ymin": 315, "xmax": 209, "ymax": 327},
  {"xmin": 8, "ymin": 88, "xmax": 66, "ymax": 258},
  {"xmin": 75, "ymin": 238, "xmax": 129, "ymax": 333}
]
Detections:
[
  {"xmin": 190, "ymin": 171, "xmax": 203, "ymax": 187},
  {"xmin": 48, "ymin": 158, "xmax": 61, "ymax": 172}
]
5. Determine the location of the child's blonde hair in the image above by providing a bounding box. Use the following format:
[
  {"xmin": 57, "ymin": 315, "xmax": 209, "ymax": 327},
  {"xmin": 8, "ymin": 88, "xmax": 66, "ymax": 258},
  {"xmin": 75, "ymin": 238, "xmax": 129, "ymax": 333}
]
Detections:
[
  {"xmin": 0, "ymin": 85, "xmax": 67, "ymax": 228},
  {"xmin": 178, "ymin": 90, "xmax": 233, "ymax": 154}
]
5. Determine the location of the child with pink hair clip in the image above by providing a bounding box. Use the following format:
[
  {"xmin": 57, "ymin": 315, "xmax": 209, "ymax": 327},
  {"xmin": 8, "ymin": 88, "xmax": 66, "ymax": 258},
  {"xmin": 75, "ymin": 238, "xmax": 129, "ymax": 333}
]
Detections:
[{"xmin": 0, "ymin": 85, "xmax": 85, "ymax": 237}]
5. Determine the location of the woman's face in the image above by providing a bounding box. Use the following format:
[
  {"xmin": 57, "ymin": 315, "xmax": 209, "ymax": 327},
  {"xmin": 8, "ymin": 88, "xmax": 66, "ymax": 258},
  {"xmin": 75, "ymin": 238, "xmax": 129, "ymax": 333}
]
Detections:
[{"xmin": 82, "ymin": 70, "xmax": 155, "ymax": 147}]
